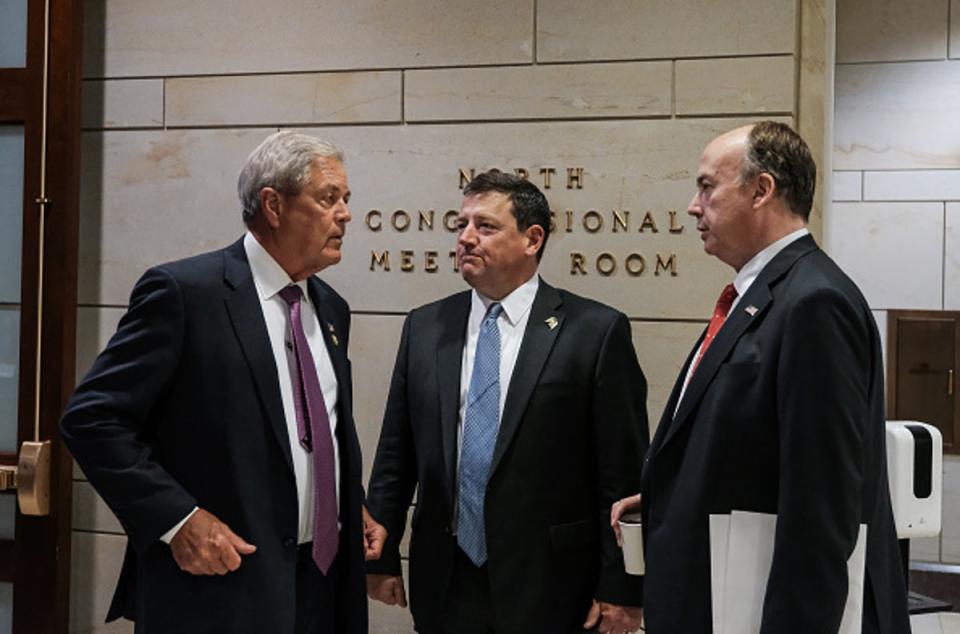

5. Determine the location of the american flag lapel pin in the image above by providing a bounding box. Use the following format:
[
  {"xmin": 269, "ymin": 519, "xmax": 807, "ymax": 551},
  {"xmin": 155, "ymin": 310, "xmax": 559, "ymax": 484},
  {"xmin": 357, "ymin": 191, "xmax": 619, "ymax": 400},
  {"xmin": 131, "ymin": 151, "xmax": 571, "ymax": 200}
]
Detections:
[
  {"xmin": 745, "ymin": 305, "xmax": 758, "ymax": 316},
  {"xmin": 545, "ymin": 316, "xmax": 559, "ymax": 330}
]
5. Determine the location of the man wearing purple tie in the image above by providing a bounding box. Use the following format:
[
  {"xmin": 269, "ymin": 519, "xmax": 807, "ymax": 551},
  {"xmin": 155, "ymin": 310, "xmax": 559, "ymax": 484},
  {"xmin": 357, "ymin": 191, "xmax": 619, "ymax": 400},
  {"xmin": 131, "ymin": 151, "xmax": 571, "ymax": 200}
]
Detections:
[{"xmin": 61, "ymin": 131, "xmax": 383, "ymax": 634}]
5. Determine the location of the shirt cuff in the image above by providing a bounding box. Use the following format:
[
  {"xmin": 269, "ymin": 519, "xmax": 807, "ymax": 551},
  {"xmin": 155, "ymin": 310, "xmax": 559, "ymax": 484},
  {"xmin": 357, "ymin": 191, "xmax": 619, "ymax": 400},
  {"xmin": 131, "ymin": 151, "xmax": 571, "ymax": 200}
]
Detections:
[{"xmin": 160, "ymin": 507, "xmax": 198, "ymax": 544}]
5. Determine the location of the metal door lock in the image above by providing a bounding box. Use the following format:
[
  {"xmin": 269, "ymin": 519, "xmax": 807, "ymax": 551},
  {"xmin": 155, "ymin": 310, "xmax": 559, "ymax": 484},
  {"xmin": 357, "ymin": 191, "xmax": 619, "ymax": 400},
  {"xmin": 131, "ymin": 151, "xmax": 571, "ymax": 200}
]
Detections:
[{"xmin": 0, "ymin": 441, "xmax": 51, "ymax": 516}]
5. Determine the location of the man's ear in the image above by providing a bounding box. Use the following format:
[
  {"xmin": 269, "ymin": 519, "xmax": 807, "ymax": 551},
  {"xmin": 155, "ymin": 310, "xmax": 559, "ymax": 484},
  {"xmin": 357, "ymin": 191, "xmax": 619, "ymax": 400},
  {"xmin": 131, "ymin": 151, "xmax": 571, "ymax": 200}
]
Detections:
[
  {"xmin": 525, "ymin": 224, "xmax": 545, "ymax": 257},
  {"xmin": 259, "ymin": 188, "xmax": 283, "ymax": 228},
  {"xmin": 753, "ymin": 172, "xmax": 776, "ymax": 208}
]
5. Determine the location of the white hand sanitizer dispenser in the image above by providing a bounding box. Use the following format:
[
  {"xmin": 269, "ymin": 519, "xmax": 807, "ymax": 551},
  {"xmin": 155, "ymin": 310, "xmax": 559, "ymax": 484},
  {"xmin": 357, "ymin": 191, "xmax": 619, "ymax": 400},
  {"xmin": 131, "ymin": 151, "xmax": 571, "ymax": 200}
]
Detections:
[{"xmin": 886, "ymin": 421, "xmax": 942, "ymax": 539}]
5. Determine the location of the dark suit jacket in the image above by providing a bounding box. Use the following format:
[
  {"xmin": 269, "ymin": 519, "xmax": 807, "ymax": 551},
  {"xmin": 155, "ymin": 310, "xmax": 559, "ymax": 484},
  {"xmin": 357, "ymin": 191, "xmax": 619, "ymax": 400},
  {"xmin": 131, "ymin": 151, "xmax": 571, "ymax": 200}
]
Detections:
[
  {"xmin": 366, "ymin": 279, "xmax": 649, "ymax": 634},
  {"xmin": 60, "ymin": 239, "xmax": 368, "ymax": 634},
  {"xmin": 640, "ymin": 235, "xmax": 910, "ymax": 634}
]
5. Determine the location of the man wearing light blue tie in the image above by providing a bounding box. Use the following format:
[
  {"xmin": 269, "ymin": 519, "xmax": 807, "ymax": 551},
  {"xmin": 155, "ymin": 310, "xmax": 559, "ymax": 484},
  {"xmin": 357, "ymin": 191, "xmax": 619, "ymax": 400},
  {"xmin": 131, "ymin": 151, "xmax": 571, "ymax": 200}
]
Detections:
[{"xmin": 365, "ymin": 169, "xmax": 649, "ymax": 634}]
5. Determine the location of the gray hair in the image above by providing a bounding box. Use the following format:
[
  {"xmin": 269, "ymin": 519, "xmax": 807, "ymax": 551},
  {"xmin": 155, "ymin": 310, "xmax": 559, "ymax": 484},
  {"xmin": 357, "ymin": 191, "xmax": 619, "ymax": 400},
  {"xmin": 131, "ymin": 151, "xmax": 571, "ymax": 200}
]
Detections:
[{"xmin": 237, "ymin": 131, "xmax": 344, "ymax": 226}]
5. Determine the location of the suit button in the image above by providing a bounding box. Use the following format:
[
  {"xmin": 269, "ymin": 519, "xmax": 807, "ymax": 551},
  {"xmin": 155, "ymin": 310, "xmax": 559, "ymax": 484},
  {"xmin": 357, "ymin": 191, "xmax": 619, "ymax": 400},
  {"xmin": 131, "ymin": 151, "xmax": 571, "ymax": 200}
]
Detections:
[{"xmin": 283, "ymin": 537, "xmax": 295, "ymax": 547}]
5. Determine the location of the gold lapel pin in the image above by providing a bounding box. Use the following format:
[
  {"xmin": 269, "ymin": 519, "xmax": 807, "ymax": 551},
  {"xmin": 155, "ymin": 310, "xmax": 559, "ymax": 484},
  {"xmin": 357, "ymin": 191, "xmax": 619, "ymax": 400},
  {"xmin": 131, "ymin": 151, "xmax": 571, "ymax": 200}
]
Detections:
[
  {"xmin": 745, "ymin": 305, "xmax": 758, "ymax": 316},
  {"xmin": 327, "ymin": 323, "xmax": 339, "ymax": 346},
  {"xmin": 545, "ymin": 316, "xmax": 559, "ymax": 330}
]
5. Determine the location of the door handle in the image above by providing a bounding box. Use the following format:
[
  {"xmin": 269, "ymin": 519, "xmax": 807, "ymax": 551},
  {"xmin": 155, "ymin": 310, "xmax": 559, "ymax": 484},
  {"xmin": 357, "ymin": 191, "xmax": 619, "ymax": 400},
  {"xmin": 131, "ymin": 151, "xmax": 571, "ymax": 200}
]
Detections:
[{"xmin": 0, "ymin": 441, "xmax": 51, "ymax": 516}]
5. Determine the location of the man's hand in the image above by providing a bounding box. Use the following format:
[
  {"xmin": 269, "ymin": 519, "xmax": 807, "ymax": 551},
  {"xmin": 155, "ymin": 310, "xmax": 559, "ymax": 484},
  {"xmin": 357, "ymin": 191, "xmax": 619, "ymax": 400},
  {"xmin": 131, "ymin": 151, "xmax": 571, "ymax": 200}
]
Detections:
[
  {"xmin": 367, "ymin": 574, "xmax": 407, "ymax": 607},
  {"xmin": 610, "ymin": 493, "xmax": 642, "ymax": 547},
  {"xmin": 583, "ymin": 600, "xmax": 642, "ymax": 634},
  {"xmin": 169, "ymin": 508, "xmax": 257, "ymax": 575},
  {"xmin": 362, "ymin": 505, "xmax": 387, "ymax": 561}
]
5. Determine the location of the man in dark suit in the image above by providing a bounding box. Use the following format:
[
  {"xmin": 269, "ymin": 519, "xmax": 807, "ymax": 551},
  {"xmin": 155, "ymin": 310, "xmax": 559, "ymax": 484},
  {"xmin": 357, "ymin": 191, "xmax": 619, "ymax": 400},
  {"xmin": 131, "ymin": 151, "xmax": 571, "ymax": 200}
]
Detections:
[
  {"xmin": 613, "ymin": 122, "xmax": 910, "ymax": 633},
  {"xmin": 365, "ymin": 170, "xmax": 649, "ymax": 634},
  {"xmin": 61, "ymin": 131, "xmax": 384, "ymax": 633}
]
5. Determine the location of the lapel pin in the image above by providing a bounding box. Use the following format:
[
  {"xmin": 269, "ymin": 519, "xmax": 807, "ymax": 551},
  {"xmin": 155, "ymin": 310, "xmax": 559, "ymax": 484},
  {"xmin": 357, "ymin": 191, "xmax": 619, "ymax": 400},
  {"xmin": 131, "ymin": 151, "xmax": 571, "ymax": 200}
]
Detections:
[
  {"xmin": 545, "ymin": 316, "xmax": 559, "ymax": 330},
  {"xmin": 745, "ymin": 305, "xmax": 758, "ymax": 316},
  {"xmin": 327, "ymin": 323, "xmax": 339, "ymax": 347}
]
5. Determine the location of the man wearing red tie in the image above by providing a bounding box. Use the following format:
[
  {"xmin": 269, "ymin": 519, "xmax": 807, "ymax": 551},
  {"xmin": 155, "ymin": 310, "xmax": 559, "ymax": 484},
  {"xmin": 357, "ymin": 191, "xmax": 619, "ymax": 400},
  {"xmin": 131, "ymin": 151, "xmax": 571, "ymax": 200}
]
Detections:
[{"xmin": 613, "ymin": 122, "xmax": 910, "ymax": 634}]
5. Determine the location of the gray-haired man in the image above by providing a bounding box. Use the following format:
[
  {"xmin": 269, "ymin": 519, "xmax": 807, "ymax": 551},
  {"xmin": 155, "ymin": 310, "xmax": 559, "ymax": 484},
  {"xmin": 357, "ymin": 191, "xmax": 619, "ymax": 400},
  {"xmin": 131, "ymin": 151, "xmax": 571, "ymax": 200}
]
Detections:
[{"xmin": 62, "ymin": 131, "xmax": 384, "ymax": 634}]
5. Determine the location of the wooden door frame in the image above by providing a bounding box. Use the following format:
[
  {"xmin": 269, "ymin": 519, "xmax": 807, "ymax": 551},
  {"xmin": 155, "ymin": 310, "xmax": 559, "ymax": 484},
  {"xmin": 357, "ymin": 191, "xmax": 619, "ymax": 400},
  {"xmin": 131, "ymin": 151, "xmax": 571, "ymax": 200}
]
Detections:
[{"xmin": 0, "ymin": 0, "xmax": 83, "ymax": 631}]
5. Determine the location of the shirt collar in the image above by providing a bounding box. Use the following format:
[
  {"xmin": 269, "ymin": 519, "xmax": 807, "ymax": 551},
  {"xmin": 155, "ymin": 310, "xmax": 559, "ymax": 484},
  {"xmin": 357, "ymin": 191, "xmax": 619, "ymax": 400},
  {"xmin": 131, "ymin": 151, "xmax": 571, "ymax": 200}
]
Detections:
[
  {"xmin": 471, "ymin": 273, "xmax": 539, "ymax": 327},
  {"xmin": 243, "ymin": 232, "xmax": 307, "ymax": 300},
  {"xmin": 733, "ymin": 227, "xmax": 809, "ymax": 298}
]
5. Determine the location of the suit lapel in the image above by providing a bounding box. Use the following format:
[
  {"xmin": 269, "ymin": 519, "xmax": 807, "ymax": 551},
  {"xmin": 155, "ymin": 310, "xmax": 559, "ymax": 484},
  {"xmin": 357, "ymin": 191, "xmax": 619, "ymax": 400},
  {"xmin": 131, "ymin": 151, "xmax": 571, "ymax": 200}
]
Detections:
[
  {"xmin": 437, "ymin": 293, "xmax": 471, "ymax": 494},
  {"xmin": 222, "ymin": 239, "xmax": 295, "ymax": 475},
  {"xmin": 306, "ymin": 278, "xmax": 351, "ymax": 418},
  {"xmin": 490, "ymin": 281, "xmax": 563, "ymax": 477},
  {"xmin": 658, "ymin": 235, "xmax": 819, "ymax": 452}
]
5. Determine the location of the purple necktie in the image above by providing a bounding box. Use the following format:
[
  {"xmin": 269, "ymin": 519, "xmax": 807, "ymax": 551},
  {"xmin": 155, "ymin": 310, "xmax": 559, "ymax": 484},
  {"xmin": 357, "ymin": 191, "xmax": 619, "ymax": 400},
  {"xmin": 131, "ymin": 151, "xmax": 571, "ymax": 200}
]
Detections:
[{"xmin": 279, "ymin": 285, "xmax": 338, "ymax": 574}]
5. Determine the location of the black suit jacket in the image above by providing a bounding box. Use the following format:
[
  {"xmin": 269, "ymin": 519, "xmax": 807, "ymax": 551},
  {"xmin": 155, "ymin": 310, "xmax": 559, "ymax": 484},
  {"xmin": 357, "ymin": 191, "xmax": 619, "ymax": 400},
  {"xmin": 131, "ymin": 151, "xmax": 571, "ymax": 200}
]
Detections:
[
  {"xmin": 61, "ymin": 239, "xmax": 368, "ymax": 634},
  {"xmin": 640, "ymin": 235, "xmax": 910, "ymax": 634},
  {"xmin": 366, "ymin": 279, "xmax": 649, "ymax": 634}
]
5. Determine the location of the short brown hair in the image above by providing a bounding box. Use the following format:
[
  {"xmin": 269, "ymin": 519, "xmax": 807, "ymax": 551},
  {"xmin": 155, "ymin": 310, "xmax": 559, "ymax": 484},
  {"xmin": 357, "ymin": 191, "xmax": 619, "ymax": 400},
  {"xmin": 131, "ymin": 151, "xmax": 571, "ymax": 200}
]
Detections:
[
  {"xmin": 740, "ymin": 121, "xmax": 816, "ymax": 220},
  {"xmin": 463, "ymin": 169, "xmax": 551, "ymax": 261}
]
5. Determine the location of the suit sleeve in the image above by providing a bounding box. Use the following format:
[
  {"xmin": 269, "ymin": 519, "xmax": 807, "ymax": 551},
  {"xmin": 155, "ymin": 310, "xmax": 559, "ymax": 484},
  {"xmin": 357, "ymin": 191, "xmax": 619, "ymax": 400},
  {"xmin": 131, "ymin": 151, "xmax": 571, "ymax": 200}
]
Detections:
[
  {"xmin": 760, "ymin": 289, "xmax": 870, "ymax": 633},
  {"xmin": 365, "ymin": 314, "xmax": 419, "ymax": 576},
  {"xmin": 60, "ymin": 266, "xmax": 197, "ymax": 552},
  {"xmin": 592, "ymin": 311, "xmax": 650, "ymax": 606}
]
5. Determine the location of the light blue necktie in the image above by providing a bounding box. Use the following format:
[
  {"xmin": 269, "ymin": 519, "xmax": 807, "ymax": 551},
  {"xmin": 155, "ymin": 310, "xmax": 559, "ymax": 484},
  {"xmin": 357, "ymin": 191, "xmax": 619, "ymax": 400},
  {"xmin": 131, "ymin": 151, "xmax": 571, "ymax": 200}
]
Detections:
[{"xmin": 457, "ymin": 302, "xmax": 503, "ymax": 566}]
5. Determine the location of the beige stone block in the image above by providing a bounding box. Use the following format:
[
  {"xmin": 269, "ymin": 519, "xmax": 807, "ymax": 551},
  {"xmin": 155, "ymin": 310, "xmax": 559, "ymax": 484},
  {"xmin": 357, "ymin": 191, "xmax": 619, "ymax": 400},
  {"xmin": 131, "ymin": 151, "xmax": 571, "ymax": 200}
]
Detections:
[
  {"xmin": 537, "ymin": 0, "xmax": 795, "ymax": 62},
  {"xmin": 84, "ymin": 0, "xmax": 533, "ymax": 78},
  {"xmin": 70, "ymin": 532, "xmax": 132, "ymax": 634},
  {"xmin": 631, "ymin": 321, "xmax": 704, "ymax": 432},
  {"xmin": 82, "ymin": 80, "xmax": 163, "ymax": 130},
  {"xmin": 833, "ymin": 171, "xmax": 862, "ymax": 202},
  {"xmin": 166, "ymin": 72, "xmax": 401, "ymax": 128},
  {"xmin": 834, "ymin": 61, "xmax": 960, "ymax": 170},
  {"xmin": 947, "ymin": 204, "xmax": 960, "ymax": 310},
  {"xmin": 81, "ymin": 118, "xmax": 786, "ymax": 318},
  {"xmin": 351, "ymin": 314, "xmax": 404, "ymax": 485},
  {"xmin": 675, "ymin": 56, "xmax": 795, "ymax": 116},
  {"xmin": 73, "ymin": 481, "xmax": 123, "ymax": 534},
  {"xmin": 837, "ymin": 0, "xmax": 948, "ymax": 63},
  {"xmin": 864, "ymin": 169, "xmax": 960, "ymax": 201},
  {"xmin": 369, "ymin": 561, "xmax": 415, "ymax": 633},
  {"xmin": 829, "ymin": 202, "xmax": 944, "ymax": 310},
  {"xmin": 405, "ymin": 62, "xmax": 671, "ymax": 122}
]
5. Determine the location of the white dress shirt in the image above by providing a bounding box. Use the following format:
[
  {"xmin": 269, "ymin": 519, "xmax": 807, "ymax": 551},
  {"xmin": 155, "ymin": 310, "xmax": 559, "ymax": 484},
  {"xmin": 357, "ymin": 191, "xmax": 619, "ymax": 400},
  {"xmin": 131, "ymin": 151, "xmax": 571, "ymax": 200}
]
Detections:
[
  {"xmin": 160, "ymin": 233, "xmax": 341, "ymax": 544},
  {"xmin": 675, "ymin": 228, "xmax": 810, "ymax": 411}
]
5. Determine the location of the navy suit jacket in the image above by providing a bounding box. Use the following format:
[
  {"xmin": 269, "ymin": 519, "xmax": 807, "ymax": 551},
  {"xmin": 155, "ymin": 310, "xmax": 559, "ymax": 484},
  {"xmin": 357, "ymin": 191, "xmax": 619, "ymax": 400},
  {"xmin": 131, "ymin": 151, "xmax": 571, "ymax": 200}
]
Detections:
[
  {"xmin": 61, "ymin": 239, "xmax": 368, "ymax": 633},
  {"xmin": 640, "ymin": 235, "xmax": 910, "ymax": 634}
]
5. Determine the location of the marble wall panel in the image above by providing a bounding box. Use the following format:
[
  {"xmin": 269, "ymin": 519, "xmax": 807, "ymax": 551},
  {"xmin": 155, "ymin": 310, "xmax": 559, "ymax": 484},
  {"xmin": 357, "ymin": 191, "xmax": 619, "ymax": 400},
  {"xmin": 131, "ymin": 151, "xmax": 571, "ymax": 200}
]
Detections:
[
  {"xmin": 674, "ymin": 56, "xmax": 795, "ymax": 116},
  {"xmin": 70, "ymin": 532, "xmax": 132, "ymax": 634},
  {"xmin": 836, "ymin": 0, "xmax": 949, "ymax": 63},
  {"xmin": 832, "ymin": 171, "xmax": 862, "ymax": 201},
  {"xmin": 84, "ymin": 0, "xmax": 533, "ymax": 78},
  {"xmin": 631, "ymin": 320, "xmax": 705, "ymax": 432},
  {"xmin": 76, "ymin": 307, "xmax": 123, "ymax": 382},
  {"xmin": 82, "ymin": 80, "xmax": 163, "ymax": 130},
  {"xmin": 73, "ymin": 481, "xmax": 123, "ymax": 534},
  {"xmin": 536, "ymin": 0, "xmax": 795, "ymax": 62},
  {"xmin": 405, "ymin": 62, "xmax": 671, "ymax": 122},
  {"xmin": 82, "ymin": 119, "xmax": 791, "ymax": 318},
  {"xmin": 953, "ymin": 0, "xmax": 960, "ymax": 58},
  {"xmin": 947, "ymin": 204, "xmax": 960, "ymax": 310},
  {"xmin": 351, "ymin": 314, "xmax": 404, "ymax": 485},
  {"xmin": 166, "ymin": 72, "xmax": 402, "ymax": 128},
  {"xmin": 863, "ymin": 170, "xmax": 960, "ymax": 201},
  {"xmin": 911, "ymin": 535, "xmax": 941, "ymax": 562},
  {"xmin": 834, "ymin": 61, "xmax": 960, "ymax": 170},
  {"xmin": 829, "ymin": 202, "xmax": 944, "ymax": 310}
]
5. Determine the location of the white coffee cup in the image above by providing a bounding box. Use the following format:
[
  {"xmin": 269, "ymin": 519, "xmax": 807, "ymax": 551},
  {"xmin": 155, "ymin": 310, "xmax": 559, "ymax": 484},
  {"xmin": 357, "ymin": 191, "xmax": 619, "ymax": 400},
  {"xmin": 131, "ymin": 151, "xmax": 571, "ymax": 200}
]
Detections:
[{"xmin": 618, "ymin": 511, "xmax": 645, "ymax": 575}]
